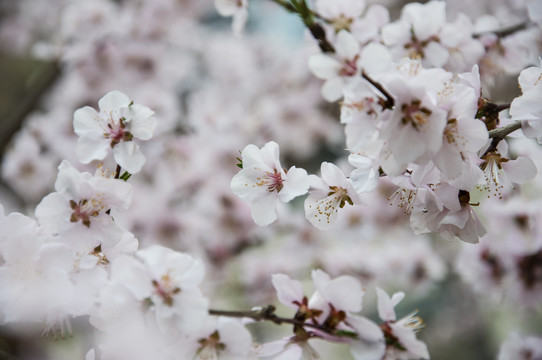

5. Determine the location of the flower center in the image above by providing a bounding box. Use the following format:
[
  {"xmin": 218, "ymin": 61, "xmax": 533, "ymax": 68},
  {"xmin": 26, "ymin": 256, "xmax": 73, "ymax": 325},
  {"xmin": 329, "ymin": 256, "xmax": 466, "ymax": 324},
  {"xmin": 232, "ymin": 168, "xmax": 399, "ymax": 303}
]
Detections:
[
  {"xmin": 152, "ymin": 273, "xmax": 181, "ymax": 306},
  {"xmin": 104, "ymin": 117, "xmax": 133, "ymax": 147},
  {"xmin": 197, "ymin": 331, "xmax": 226, "ymax": 359},
  {"xmin": 69, "ymin": 197, "xmax": 105, "ymax": 227},
  {"xmin": 338, "ymin": 55, "xmax": 359, "ymax": 77},
  {"xmin": 401, "ymin": 99, "xmax": 432, "ymax": 130}
]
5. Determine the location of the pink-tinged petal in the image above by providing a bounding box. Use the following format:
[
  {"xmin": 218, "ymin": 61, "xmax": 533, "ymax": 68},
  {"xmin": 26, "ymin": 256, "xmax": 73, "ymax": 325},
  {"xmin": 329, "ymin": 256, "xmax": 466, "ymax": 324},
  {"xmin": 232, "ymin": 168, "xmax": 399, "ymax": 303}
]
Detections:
[
  {"xmin": 98, "ymin": 90, "xmax": 131, "ymax": 113},
  {"xmin": 435, "ymin": 183, "xmax": 461, "ymax": 212},
  {"xmin": 441, "ymin": 207, "xmax": 469, "ymax": 229},
  {"xmin": 114, "ymin": 141, "xmax": 145, "ymax": 174},
  {"xmin": 124, "ymin": 104, "xmax": 156, "ymax": 140},
  {"xmin": 73, "ymin": 107, "xmax": 102, "ymax": 138},
  {"xmin": 376, "ymin": 287, "xmax": 403, "ymax": 321},
  {"xmin": 322, "ymin": 77, "xmax": 345, "ymax": 102},
  {"xmin": 335, "ymin": 30, "xmax": 360, "ymax": 60},
  {"xmin": 278, "ymin": 166, "xmax": 310, "ymax": 203},
  {"xmin": 271, "ymin": 274, "xmax": 304, "ymax": 309},
  {"xmin": 76, "ymin": 136, "xmax": 110, "ymax": 164},
  {"xmin": 504, "ymin": 156, "xmax": 537, "ymax": 184},
  {"xmin": 250, "ymin": 193, "xmax": 278, "ymax": 226},
  {"xmin": 308, "ymin": 54, "xmax": 342, "ymax": 80}
]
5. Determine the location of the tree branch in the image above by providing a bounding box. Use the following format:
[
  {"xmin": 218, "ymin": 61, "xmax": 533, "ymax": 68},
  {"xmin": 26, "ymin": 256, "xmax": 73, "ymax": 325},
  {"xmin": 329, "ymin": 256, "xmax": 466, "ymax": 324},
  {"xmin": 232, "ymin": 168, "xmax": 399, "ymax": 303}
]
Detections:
[
  {"xmin": 362, "ymin": 70, "xmax": 395, "ymax": 109},
  {"xmin": 473, "ymin": 22, "xmax": 530, "ymax": 38},
  {"xmin": 485, "ymin": 120, "xmax": 522, "ymax": 154},
  {"xmin": 488, "ymin": 120, "xmax": 522, "ymax": 140},
  {"xmin": 208, "ymin": 306, "xmax": 353, "ymax": 338}
]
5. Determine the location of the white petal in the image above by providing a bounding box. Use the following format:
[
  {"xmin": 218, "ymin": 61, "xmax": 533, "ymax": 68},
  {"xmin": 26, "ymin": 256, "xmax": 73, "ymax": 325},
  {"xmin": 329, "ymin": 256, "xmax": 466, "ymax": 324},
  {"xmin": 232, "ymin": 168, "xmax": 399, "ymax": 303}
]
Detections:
[
  {"xmin": 278, "ymin": 166, "xmax": 310, "ymax": 203},
  {"xmin": 271, "ymin": 274, "xmax": 304, "ymax": 309},
  {"xmin": 124, "ymin": 104, "xmax": 156, "ymax": 140},
  {"xmin": 360, "ymin": 42, "xmax": 392, "ymax": 75},
  {"xmin": 308, "ymin": 54, "xmax": 342, "ymax": 80},
  {"xmin": 320, "ymin": 275, "xmax": 363, "ymax": 312},
  {"xmin": 304, "ymin": 191, "xmax": 341, "ymax": 230},
  {"xmin": 336, "ymin": 30, "xmax": 360, "ymax": 60},
  {"xmin": 73, "ymin": 107, "xmax": 102, "ymax": 138},
  {"xmin": 321, "ymin": 77, "xmax": 345, "ymax": 102},
  {"xmin": 114, "ymin": 141, "xmax": 145, "ymax": 174},
  {"xmin": 250, "ymin": 194, "xmax": 278, "ymax": 226},
  {"xmin": 76, "ymin": 137, "xmax": 110, "ymax": 164},
  {"xmin": 376, "ymin": 287, "xmax": 402, "ymax": 321},
  {"xmin": 504, "ymin": 156, "xmax": 537, "ymax": 184},
  {"xmin": 98, "ymin": 90, "xmax": 131, "ymax": 113}
]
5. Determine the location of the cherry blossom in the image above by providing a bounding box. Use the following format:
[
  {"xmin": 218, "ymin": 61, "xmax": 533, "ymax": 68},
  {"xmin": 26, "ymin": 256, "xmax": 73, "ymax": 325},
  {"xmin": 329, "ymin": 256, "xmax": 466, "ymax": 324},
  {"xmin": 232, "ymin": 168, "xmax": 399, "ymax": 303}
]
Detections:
[
  {"xmin": 231, "ymin": 141, "xmax": 311, "ymax": 226},
  {"xmin": 73, "ymin": 90, "xmax": 156, "ymax": 174},
  {"xmin": 308, "ymin": 30, "xmax": 362, "ymax": 102},
  {"xmin": 376, "ymin": 288, "xmax": 429, "ymax": 360},
  {"xmin": 304, "ymin": 162, "xmax": 363, "ymax": 230}
]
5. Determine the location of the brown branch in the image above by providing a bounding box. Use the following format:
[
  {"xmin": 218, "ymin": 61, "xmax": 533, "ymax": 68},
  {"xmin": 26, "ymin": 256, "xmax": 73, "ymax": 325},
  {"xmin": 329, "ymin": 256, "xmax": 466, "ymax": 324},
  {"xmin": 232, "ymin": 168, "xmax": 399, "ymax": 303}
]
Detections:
[
  {"xmin": 488, "ymin": 120, "xmax": 522, "ymax": 140},
  {"xmin": 473, "ymin": 22, "xmax": 530, "ymax": 38},
  {"xmin": 362, "ymin": 70, "xmax": 395, "ymax": 109},
  {"xmin": 209, "ymin": 306, "xmax": 352, "ymax": 338},
  {"xmin": 484, "ymin": 120, "xmax": 522, "ymax": 154}
]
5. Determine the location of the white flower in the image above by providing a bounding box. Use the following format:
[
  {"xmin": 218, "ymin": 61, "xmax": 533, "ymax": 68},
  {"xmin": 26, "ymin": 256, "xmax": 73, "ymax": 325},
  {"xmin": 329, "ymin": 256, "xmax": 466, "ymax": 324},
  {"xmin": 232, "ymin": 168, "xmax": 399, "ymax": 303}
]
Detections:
[
  {"xmin": 379, "ymin": 72, "xmax": 448, "ymax": 175},
  {"xmin": 73, "ymin": 90, "xmax": 156, "ymax": 174},
  {"xmin": 194, "ymin": 317, "xmax": 256, "ymax": 360},
  {"xmin": 381, "ymin": 1, "xmax": 449, "ymax": 68},
  {"xmin": 376, "ymin": 288, "xmax": 429, "ymax": 360},
  {"xmin": 231, "ymin": 141, "xmax": 311, "ymax": 226},
  {"xmin": 510, "ymin": 59, "xmax": 542, "ymax": 143},
  {"xmin": 101, "ymin": 245, "xmax": 209, "ymax": 333},
  {"xmin": 304, "ymin": 162, "xmax": 362, "ymax": 230},
  {"xmin": 477, "ymin": 141, "xmax": 537, "ymax": 199},
  {"xmin": 35, "ymin": 161, "xmax": 133, "ymax": 253},
  {"xmin": 309, "ymin": 30, "xmax": 362, "ymax": 102}
]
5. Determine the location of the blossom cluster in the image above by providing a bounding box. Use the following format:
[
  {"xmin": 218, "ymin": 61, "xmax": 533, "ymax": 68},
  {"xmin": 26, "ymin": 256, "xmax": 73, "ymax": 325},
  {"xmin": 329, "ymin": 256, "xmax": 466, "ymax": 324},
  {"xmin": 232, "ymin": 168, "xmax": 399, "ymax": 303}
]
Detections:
[{"xmin": 0, "ymin": 0, "xmax": 542, "ymax": 359}]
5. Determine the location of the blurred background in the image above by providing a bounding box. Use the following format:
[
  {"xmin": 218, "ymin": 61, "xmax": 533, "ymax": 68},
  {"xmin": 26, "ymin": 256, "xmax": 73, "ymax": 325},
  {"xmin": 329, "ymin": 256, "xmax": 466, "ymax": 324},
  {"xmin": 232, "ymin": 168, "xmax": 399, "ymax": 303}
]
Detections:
[{"xmin": 0, "ymin": 0, "xmax": 540, "ymax": 359}]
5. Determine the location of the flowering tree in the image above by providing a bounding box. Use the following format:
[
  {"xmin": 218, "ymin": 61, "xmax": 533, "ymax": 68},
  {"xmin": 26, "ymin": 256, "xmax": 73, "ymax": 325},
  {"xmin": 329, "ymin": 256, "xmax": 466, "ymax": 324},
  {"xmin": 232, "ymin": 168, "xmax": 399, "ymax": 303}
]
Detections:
[{"xmin": 0, "ymin": 0, "xmax": 542, "ymax": 359}]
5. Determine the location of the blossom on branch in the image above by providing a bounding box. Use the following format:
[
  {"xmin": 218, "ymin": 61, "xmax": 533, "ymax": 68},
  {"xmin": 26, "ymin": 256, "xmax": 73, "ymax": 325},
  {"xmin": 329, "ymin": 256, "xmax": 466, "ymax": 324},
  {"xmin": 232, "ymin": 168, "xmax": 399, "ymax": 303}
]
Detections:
[
  {"xmin": 231, "ymin": 141, "xmax": 311, "ymax": 226},
  {"xmin": 73, "ymin": 90, "xmax": 156, "ymax": 174}
]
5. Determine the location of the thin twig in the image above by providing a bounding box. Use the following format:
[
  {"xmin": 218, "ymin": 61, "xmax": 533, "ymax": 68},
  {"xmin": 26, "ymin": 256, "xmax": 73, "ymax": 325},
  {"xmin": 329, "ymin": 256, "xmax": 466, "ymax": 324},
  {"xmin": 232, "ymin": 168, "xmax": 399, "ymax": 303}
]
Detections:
[
  {"xmin": 361, "ymin": 70, "xmax": 395, "ymax": 109},
  {"xmin": 488, "ymin": 120, "xmax": 522, "ymax": 140},
  {"xmin": 208, "ymin": 306, "xmax": 350, "ymax": 337},
  {"xmin": 484, "ymin": 120, "xmax": 522, "ymax": 154},
  {"xmin": 473, "ymin": 22, "xmax": 530, "ymax": 38}
]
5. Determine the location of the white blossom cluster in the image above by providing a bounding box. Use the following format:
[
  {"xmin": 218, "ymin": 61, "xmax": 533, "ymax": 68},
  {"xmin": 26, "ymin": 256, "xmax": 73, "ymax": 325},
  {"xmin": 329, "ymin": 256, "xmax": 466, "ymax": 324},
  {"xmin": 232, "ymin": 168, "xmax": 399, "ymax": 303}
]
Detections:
[{"xmin": 0, "ymin": 0, "xmax": 542, "ymax": 359}]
